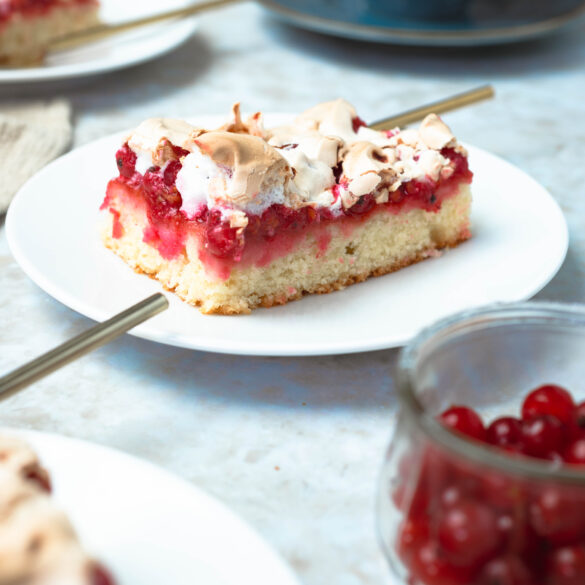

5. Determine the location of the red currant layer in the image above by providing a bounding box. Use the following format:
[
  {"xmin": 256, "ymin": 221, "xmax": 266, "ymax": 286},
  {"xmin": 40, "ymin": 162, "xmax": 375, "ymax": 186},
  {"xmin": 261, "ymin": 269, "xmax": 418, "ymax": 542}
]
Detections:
[
  {"xmin": 0, "ymin": 0, "xmax": 97, "ymax": 22},
  {"xmin": 103, "ymin": 142, "xmax": 471, "ymax": 277},
  {"xmin": 352, "ymin": 115, "xmax": 367, "ymax": 133},
  {"xmin": 393, "ymin": 384, "xmax": 585, "ymax": 585},
  {"xmin": 89, "ymin": 562, "xmax": 117, "ymax": 585}
]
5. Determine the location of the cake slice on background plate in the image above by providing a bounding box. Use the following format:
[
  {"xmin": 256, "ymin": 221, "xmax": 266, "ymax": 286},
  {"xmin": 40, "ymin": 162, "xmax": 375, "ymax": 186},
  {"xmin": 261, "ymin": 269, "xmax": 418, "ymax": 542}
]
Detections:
[
  {"xmin": 101, "ymin": 99, "xmax": 472, "ymax": 314},
  {"xmin": 0, "ymin": 435, "xmax": 116, "ymax": 585},
  {"xmin": 0, "ymin": 0, "xmax": 100, "ymax": 66}
]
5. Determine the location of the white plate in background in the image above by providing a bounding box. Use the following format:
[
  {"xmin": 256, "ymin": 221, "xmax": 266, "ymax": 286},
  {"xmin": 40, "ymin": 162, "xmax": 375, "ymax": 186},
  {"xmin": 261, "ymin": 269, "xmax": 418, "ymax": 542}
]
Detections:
[
  {"xmin": 0, "ymin": 0, "xmax": 198, "ymax": 83},
  {"xmin": 4, "ymin": 428, "xmax": 301, "ymax": 585},
  {"xmin": 6, "ymin": 114, "xmax": 568, "ymax": 356}
]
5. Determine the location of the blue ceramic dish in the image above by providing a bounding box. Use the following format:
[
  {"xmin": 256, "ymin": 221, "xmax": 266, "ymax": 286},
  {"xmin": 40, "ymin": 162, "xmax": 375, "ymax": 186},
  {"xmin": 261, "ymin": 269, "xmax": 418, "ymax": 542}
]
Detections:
[{"xmin": 260, "ymin": 0, "xmax": 585, "ymax": 45}]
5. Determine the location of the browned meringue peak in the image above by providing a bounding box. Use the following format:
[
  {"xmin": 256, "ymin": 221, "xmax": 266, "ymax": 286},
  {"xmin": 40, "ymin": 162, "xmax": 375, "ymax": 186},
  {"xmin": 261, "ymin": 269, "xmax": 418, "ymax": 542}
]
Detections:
[
  {"xmin": 341, "ymin": 142, "xmax": 399, "ymax": 201},
  {"xmin": 418, "ymin": 114, "xmax": 457, "ymax": 150},
  {"xmin": 294, "ymin": 98, "xmax": 359, "ymax": 144},
  {"xmin": 192, "ymin": 131, "xmax": 293, "ymax": 207},
  {"xmin": 128, "ymin": 118, "xmax": 200, "ymax": 168},
  {"xmin": 377, "ymin": 114, "xmax": 457, "ymax": 152},
  {"xmin": 278, "ymin": 147, "xmax": 336, "ymax": 204},
  {"xmin": 338, "ymin": 114, "xmax": 460, "ymax": 204},
  {"xmin": 0, "ymin": 468, "xmax": 90, "ymax": 585},
  {"xmin": 216, "ymin": 103, "xmax": 266, "ymax": 138},
  {"xmin": 266, "ymin": 130, "xmax": 341, "ymax": 202},
  {"xmin": 267, "ymin": 129, "xmax": 341, "ymax": 169}
]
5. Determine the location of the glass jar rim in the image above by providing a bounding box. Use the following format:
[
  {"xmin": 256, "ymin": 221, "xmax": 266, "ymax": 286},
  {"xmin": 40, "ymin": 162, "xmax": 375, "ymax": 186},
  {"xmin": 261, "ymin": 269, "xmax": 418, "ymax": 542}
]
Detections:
[{"xmin": 397, "ymin": 301, "xmax": 585, "ymax": 484}]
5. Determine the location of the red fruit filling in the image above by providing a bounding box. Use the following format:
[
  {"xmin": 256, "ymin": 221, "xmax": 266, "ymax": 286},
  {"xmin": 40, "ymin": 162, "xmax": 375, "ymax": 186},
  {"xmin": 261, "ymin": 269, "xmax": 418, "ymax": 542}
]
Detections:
[
  {"xmin": 0, "ymin": 0, "xmax": 97, "ymax": 22},
  {"xmin": 89, "ymin": 562, "xmax": 117, "ymax": 585},
  {"xmin": 392, "ymin": 384, "xmax": 585, "ymax": 585},
  {"xmin": 351, "ymin": 115, "xmax": 367, "ymax": 133},
  {"xmin": 102, "ymin": 142, "xmax": 471, "ymax": 278}
]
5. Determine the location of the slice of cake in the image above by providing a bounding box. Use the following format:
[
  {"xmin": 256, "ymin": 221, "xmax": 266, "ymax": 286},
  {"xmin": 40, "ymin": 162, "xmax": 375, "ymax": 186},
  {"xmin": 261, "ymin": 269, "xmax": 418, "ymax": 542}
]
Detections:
[
  {"xmin": 0, "ymin": 0, "xmax": 100, "ymax": 66},
  {"xmin": 101, "ymin": 99, "xmax": 472, "ymax": 314},
  {"xmin": 0, "ymin": 435, "xmax": 116, "ymax": 585}
]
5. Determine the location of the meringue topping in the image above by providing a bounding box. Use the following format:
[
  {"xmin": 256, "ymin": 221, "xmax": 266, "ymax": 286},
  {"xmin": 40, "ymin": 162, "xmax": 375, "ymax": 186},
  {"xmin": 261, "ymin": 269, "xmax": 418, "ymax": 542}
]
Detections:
[
  {"xmin": 125, "ymin": 101, "xmax": 465, "ymax": 218},
  {"xmin": 419, "ymin": 113, "xmax": 456, "ymax": 150},
  {"xmin": 294, "ymin": 98, "xmax": 359, "ymax": 144},
  {"xmin": 341, "ymin": 142, "xmax": 398, "ymax": 197},
  {"xmin": 128, "ymin": 118, "xmax": 197, "ymax": 173},
  {"xmin": 177, "ymin": 131, "xmax": 293, "ymax": 219},
  {"xmin": 216, "ymin": 103, "xmax": 266, "ymax": 138}
]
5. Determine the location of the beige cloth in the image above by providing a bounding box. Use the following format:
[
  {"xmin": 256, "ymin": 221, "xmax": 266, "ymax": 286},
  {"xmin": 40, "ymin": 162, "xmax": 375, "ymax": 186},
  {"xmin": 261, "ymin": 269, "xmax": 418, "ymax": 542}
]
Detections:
[{"xmin": 0, "ymin": 99, "xmax": 72, "ymax": 213}]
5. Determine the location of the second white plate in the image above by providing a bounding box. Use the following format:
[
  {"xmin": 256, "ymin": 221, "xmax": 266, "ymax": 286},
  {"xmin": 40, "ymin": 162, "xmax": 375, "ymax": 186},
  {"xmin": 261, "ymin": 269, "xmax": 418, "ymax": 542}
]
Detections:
[
  {"xmin": 0, "ymin": 0, "xmax": 198, "ymax": 84},
  {"xmin": 5, "ymin": 429, "xmax": 301, "ymax": 585},
  {"xmin": 6, "ymin": 114, "xmax": 568, "ymax": 356}
]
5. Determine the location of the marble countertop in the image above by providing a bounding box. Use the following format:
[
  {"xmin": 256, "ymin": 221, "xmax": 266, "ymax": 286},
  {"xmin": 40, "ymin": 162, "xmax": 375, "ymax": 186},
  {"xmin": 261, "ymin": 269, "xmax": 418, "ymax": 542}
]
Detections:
[{"xmin": 2, "ymin": 3, "xmax": 585, "ymax": 584}]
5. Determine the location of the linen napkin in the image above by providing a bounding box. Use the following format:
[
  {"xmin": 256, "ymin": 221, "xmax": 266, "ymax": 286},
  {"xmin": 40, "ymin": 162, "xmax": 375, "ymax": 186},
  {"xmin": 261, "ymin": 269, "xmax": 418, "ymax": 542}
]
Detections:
[{"xmin": 0, "ymin": 99, "xmax": 72, "ymax": 213}]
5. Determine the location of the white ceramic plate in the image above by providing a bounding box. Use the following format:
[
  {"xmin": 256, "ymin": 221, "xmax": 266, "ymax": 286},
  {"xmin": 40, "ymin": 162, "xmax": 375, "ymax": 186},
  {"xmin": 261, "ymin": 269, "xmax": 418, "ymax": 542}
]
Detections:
[
  {"xmin": 3, "ymin": 428, "xmax": 301, "ymax": 585},
  {"xmin": 0, "ymin": 0, "xmax": 197, "ymax": 83},
  {"xmin": 6, "ymin": 114, "xmax": 568, "ymax": 356}
]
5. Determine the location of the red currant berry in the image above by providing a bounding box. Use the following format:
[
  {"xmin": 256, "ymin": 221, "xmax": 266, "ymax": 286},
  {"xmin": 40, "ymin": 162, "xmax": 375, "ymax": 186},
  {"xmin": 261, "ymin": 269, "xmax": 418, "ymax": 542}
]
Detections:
[
  {"xmin": 205, "ymin": 222, "xmax": 243, "ymax": 260},
  {"xmin": 397, "ymin": 516, "xmax": 430, "ymax": 566},
  {"xmin": 564, "ymin": 439, "xmax": 585, "ymax": 465},
  {"xmin": 495, "ymin": 512, "xmax": 541, "ymax": 558},
  {"xmin": 479, "ymin": 471, "xmax": 524, "ymax": 511},
  {"xmin": 408, "ymin": 540, "xmax": 473, "ymax": 585},
  {"xmin": 163, "ymin": 159, "xmax": 182, "ymax": 187},
  {"xmin": 546, "ymin": 543, "xmax": 585, "ymax": 585},
  {"xmin": 440, "ymin": 484, "xmax": 468, "ymax": 509},
  {"xmin": 344, "ymin": 194, "xmax": 376, "ymax": 217},
  {"xmin": 522, "ymin": 384, "xmax": 575, "ymax": 425},
  {"xmin": 529, "ymin": 487, "xmax": 585, "ymax": 546},
  {"xmin": 90, "ymin": 563, "xmax": 116, "ymax": 585},
  {"xmin": 439, "ymin": 406, "xmax": 486, "ymax": 442},
  {"xmin": 438, "ymin": 499, "xmax": 499, "ymax": 567},
  {"xmin": 487, "ymin": 417, "xmax": 523, "ymax": 449},
  {"xmin": 351, "ymin": 116, "xmax": 367, "ymax": 133},
  {"xmin": 420, "ymin": 446, "xmax": 460, "ymax": 494},
  {"xmin": 477, "ymin": 556, "xmax": 532, "ymax": 585},
  {"xmin": 521, "ymin": 415, "xmax": 565, "ymax": 458},
  {"xmin": 115, "ymin": 143, "xmax": 137, "ymax": 179},
  {"xmin": 569, "ymin": 401, "xmax": 585, "ymax": 441}
]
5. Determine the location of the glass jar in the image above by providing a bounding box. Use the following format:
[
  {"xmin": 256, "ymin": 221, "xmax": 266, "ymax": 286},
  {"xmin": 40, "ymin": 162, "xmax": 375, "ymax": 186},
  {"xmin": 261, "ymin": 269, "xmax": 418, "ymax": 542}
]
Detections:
[{"xmin": 378, "ymin": 303, "xmax": 585, "ymax": 585}]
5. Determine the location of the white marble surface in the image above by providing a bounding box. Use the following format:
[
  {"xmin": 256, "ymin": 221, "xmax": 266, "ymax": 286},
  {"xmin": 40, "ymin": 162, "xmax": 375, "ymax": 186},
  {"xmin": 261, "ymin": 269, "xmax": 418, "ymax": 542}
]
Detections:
[{"xmin": 2, "ymin": 3, "xmax": 585, "ymax": 584}]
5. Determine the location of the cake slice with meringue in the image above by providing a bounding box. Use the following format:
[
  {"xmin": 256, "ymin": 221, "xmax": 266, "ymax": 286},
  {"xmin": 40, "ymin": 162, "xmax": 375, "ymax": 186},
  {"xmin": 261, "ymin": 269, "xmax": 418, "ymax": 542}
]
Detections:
[{"xmin": 100, "ymin": 99, "xmax": 472, "ymax": 314}]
